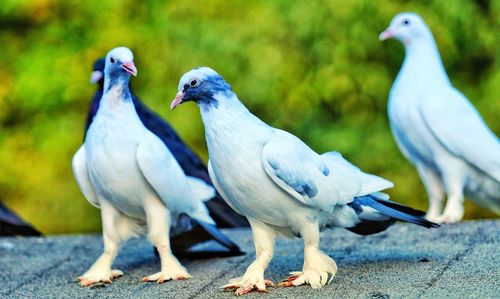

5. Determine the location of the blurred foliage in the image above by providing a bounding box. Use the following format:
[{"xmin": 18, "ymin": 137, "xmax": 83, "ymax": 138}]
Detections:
[{"xmin": 0, "ymin": 0, "xmax": 498, "ymax": 234}]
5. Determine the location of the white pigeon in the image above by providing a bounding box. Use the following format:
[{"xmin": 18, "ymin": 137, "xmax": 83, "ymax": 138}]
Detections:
[
  {"xmin": 72, "ymin": 47, "xmax": 216, "ymax": 287},
  {"xmin": 170, "ymin": 67, "xmax": 438, "ymax": 295},
  {"xmin": 379, "ymin": 12, "xmax": 500, "ymax": 223}
]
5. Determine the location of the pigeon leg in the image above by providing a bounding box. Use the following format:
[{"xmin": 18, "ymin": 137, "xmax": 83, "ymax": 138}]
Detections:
[
  {"xmin": 416, "ymin": 164, "xmax": 444, "ymax": 222},
  {"xmin": 433, "ymin": 171, "xmax": 465, "ymax": 224},
  {"xmin": 222, "ymin": 219, "xmax": 275, "ymax": 296},
  {"xmin": 279, "ymin": 221, "xmax": 337, "ymax": 289},
  {"xmin": 438, "ymin": 186, "xmax": 464, "ymax": 224},
  {"xmin": 142, "ymin": 195, "xmax": 191, "ymax": 283},
  {"xmin": 79, "ymin": 200, "xmax": 124, "ymax": 287}
]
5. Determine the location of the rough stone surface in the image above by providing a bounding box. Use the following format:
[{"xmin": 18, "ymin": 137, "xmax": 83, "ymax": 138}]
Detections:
[{"xmin": 1, "ymin": 220, "xmax": 498, "ymax": 298}]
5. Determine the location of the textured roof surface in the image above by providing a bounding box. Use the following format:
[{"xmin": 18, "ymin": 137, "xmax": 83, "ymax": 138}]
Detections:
[{"xmin": 1, "ymin": 220, "xmax": 498, "ymax": 298}]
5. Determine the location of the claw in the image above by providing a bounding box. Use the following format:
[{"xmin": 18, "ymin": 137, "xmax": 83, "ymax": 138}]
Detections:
[
  {"xmin": 278, "ymin": 275, "xmax": 299, "ymax": 287},
  {"xmin": 277, "ymin": 281, "xmax": 293, "ymax": 287},
  {"xmin": 279, "ymin": 270, "xmax": 332, "ymax": 289},
  {"xmin": 222, "ymin": 280, "xmax": 241, "ymax": 291},
  {"xmin": 235, "ymin": 285, "xmax": 254, "ymax": 296},
  {"xmin": 80, "ymin": 278, "xmax": 109, "ymax": 287},
  {"xmin": 222, "ymin": 278, "xmax": 274, "ymax": 295},
  {"xmin": 78, "ymin": 269, "xmax": 122, "ymax": 287},
  {"xmin": 264, "ymin": 279, "xmax": 274, "ymax": 287},
  {"xmin": 142, "ymin": 270, "xmax": 191, "ymax": 283},
  {"xmin": 278, "ymin": 278, "xmax": 296, "ymax": 287},
  {"xmin": 111, "ymin": 270, "xmax": 123, "ymax": 278}
]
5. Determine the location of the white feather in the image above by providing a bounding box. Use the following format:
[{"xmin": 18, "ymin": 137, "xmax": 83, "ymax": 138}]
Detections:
[
  {"xmin": 384, "ymin": 13, "xmax": 500, "ymax": 218},
  {"xmin": 186, "ymin": 176, "xmax": 216, "ymax": 202},
  {"xmin": 72, "ymin": 146, "xmax": 99, "ymax": 208},
  {"xmin": 178, "ymin": 67, "xmax": 407, "ymax": 292}
]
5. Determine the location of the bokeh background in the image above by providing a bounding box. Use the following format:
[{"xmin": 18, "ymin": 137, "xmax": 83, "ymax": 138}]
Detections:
[{"xmin": 0, "ymin": 0, "xmax": 498, "ymax": 234}]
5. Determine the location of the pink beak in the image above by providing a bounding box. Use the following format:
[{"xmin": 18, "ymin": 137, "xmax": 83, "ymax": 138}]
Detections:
[
  {"xmin": 170, "ymin": 91, "xmax": 184, "ymax": 110},
  {"xmin": 379, "ymin": 28, "xmax": 394, "ymax": 41},
  {"xmin": 121, "ymin": 61, "xmax": 137, "ymax": 76}
]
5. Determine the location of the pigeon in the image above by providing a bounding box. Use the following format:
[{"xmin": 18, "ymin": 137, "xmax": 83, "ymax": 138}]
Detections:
[
  {"xmin": 86, "ymin": 58, "xmax": 248, "ymax": 230},
  {"xmin": 85, "ymin": 58, "xmax": 247, "ymax": 259},
  {"xmin": 72, "ymin": 47, "xmax": 237, "ymax": 287},
  {"xmin": 170, "ymin": 67, "xmax": 438, "ymax": 295},
  {"xmin": 0, "ymin": 203, "xmax": 41, "ymax": 236},
  {"xmin": 379, "ymin": 12, "xmax": 500, "ymax": 223}
]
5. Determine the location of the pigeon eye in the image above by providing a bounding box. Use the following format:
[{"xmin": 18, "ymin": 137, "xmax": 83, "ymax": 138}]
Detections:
[
  {"xmin": 190, "ymin": 79, "xmax": 199, "ymax": 87},
  {"xmin": 403, "ymin": 19, "xmax": 410, "ymax": 26},
  {"xmin": 110, "ymin": 57, "xmax": 115, "ymax": 64}
]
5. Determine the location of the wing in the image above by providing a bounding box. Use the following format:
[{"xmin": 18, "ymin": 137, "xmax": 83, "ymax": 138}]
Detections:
[
  {"xmin": 320, "ymin": 151, "xmax": 393, "ymax": 196},
  {"xmin": 261, "ymin": 130, "xmax": 360, "ymax": 212},
  {"xmin": 136, "ymin": 133, "xmax": 214, "ymax": 224},
  {"xmin": 72, "ymin": 146, "xmax": 100, "ymax": 208},
  {"xmin": 419, "ymin": 88, "xmax": 500, "ymax": 182},
  {"xmin": 133, "ymin": 98, "xmax": 211, "ymax": 183}
]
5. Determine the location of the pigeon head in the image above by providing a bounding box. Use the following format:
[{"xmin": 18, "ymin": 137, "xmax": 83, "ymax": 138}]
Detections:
[
  {"xmin": 379, "ymin": 13, "xmax": 432, "ymax": 45},
  {"xmin": 89, "ymin": 57, "xmax": 105, "ymax": 85},
  {"xmin": 170, "ymin": 67, "xmax": 232, "ymax": 110},
  {"xmin": 103, "ymin": 47, "xmax": 137, "ymax": 90}
]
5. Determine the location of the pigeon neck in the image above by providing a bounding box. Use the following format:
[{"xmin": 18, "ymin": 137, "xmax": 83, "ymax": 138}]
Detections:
[
  {"xmin": 104, "ymin": 75, "xmax": 130, "ymax": 95},
  {"xmin": 401, "ymin": 36, "xmax": 450, "ymax": 85},
  {"xmin": 100, "ymin": 76, "xmax": 133, "ymax": 110},
  {"xmin": 200, "ymin": 93, "xmax": 265, "ymax": 132}
]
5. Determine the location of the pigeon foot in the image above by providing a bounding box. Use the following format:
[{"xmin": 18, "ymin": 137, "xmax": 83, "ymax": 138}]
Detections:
[
  {"xmin": 222, "ymin": 277, "xmax": 274, "ymax": 296},
  {"xmin": 142, "ymin": 267, "xmax": 191, "ymax": 284},
  {"xmin": 279, "ymin": 248, "xmax": 337, "ymax": 289},
  {"xmin": 425, "ymin": 209, "xmax": 442, "ymax": 223},
  {"xmin": 425, "ymin": 213, "xmax": 441, "ymax": 223},
  {"xmin": 78, "ymin": 269, "xmax": 123, "ymax": 287},
  {"xmin": 278, "ymin": 270, "xmax": 333, "ymax": 289},
  {"xmin": 436, "ymin": 203, "xmax": 464, "ymax": 224}
]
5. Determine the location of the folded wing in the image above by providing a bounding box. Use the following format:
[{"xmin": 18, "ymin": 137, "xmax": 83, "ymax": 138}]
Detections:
[
  {"xmin": 262, "ymin": 130, "xmax": 364, "ymax": 212},
  {"xmin": 136, "ymin": 133, "xmax": 215, "ymax": 225},
  {"xmin": 72, "ymin": 146, "xmax": 100, "ymax": 208},
  {"xmin": 320, "ymin": 151, "xmax": 394, "ymax": 196},
  {"xmin": 419, "ymin": 89, "xmax": 500, "ymax": 182}
]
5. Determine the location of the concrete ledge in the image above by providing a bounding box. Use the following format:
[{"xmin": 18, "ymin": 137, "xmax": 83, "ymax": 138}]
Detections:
[{"xmin": 1, "ymin": 220, "xmax": 498, "ymax": 298}]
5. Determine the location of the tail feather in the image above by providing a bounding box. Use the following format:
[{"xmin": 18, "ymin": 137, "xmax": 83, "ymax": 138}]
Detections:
[
  {"xmin": 0, "ymin": 203, "xmax": 41, "ymax": 236},
  {"xmin": 349, "ymin": 195, "xmax": 439, "ymax": 229},
  {"xmin": 372, "ymin": 198, "xmax": 426, "ymax": 217},
  {"xmin": 196, "ymin": 220, "xmax": 243, "ymax": 253},
  {"xmin": 205, "ymin": 196, "xmax": 249, "ymax": 228},
  {"xmin": 367, "ymin": 199, "xmax": 438, "ymax": 228},
  {"xmin": 346, "ymin": 219, "xmax": 395, "ymax": 235},
  {"xmin": 169, "ymin": 214, "xmax": 243, "ymax": 258}
]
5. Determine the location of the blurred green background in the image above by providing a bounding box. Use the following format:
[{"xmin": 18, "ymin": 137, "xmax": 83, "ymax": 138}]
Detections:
[{"xmin": 0, "ymin": 0, "xmax": 498, "ymax": 234}]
